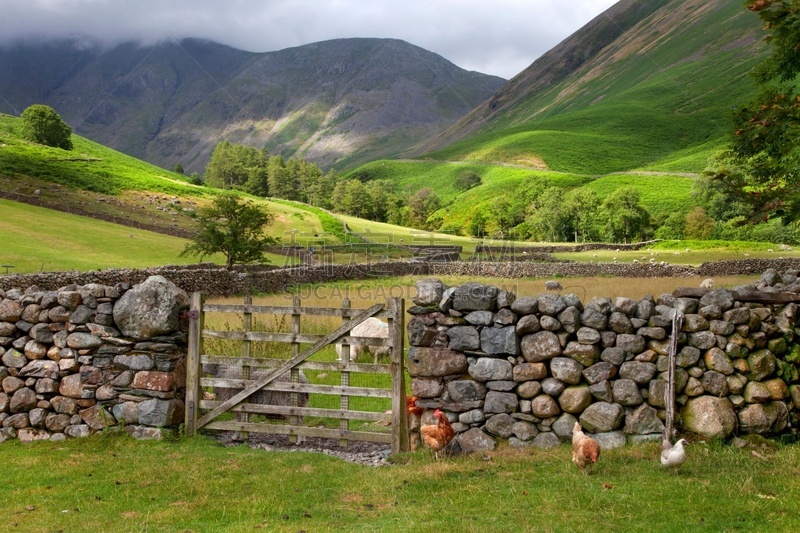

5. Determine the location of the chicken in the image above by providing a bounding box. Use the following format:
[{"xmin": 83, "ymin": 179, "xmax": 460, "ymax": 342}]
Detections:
[
  {"xmin": 661, "ymin": 438, "xmax": 687, "ymax": 470},
  {"xmin": 572, "ymin": 422, "xmax": 601, "ymax": 474},
  {"xmin": 420, "ymin": 409, "xmax": 455, "ymax": 459},
  {"xmin": 406, "ymin": 395, "xmax": 424, "ymax": 418}
]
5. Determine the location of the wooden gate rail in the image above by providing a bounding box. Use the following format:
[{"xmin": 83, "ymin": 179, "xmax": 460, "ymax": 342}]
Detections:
[{"xmin": 185, "ymin": 294, "xmax": 408, "ymax": 453}]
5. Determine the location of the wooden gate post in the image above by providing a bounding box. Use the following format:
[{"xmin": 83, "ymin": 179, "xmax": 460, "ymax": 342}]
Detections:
[
  {"xmin": 388, "ymin": 297, "xmax": 408, "ymax": 453},
  {"xmin": 185, "ymin": 292, "xmax": 205, "ymax": 436}
]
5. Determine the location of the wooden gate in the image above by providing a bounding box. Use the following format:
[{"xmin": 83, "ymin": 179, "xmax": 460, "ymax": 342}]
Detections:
[{"xmin": 184, "ymin": 294, "xmax": 409, "ymax": 454}]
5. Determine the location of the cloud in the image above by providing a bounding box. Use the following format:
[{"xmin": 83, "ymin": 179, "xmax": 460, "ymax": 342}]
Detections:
[{"xmin": 1, "ymin": 0, "xmax": 618, "ymax": 78}]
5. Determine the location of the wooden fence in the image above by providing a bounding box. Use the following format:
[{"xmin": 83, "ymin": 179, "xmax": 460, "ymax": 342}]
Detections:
[{"xmin": 184, "ymin": 294, "xmax": 409, "ymax": 453}]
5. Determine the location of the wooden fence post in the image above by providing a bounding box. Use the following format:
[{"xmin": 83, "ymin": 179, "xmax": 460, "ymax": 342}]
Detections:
[
  {"xmin": 185, "ymin": 292, "xmax": 205, "ymax": 436},
  {"xmin": 339, "ymin": 298, "xmax": 351, "ymax": 447},
  {"xmin": 388, "ymin": 297, "xmax": 408, "ymax": 454},
  {"xmin": 290, "ymin": 295, "xmax": 302, "ymax": 444},
  {"xmin": 664, "ymin": 310, "xmax": 684, "ymax": 443},
  {"xmin": 239, "ymin": 293, "xmax": 252, "ymax": 441}
]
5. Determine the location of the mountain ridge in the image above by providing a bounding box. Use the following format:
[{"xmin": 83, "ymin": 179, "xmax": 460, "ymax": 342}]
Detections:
[{"xmin": 0, "ymin": 37, "xmax": 504, "ymax": 172}]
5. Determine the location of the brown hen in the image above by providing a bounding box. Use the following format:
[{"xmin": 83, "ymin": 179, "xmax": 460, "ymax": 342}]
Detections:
[
  {"xmin": 420, "ymin": 409, "xmax": 454, "ymax": 459},
  {"xmin": 572, "ymin": 421, "xmax": 601, "ymax": 474}
]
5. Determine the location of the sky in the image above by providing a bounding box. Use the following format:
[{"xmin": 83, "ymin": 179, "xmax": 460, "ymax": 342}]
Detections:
[{"xmin": 1, "ymin": 0, "xmax": 620, "ymax": 80}]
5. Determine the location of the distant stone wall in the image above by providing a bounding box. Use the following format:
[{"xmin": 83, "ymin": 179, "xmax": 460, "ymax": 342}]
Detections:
[
  {"xmin": 0, "ymin": 276, "xmax": 188, "ymax": 443},
  {"xmin": 406, "ymin": 270, "xmax": 800, "ymax": 452}
]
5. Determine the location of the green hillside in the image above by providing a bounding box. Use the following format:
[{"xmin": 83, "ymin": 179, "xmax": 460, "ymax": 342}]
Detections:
[{"xmin": 340, "ymin": 0, "xmax": 775, "ymax": 240}]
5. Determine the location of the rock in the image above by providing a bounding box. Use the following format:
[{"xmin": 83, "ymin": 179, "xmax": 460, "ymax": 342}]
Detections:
[
  {"xmin": 511, "ymin": 420, "xmax": 538, "ymax": 441},
  {"xmin": 608, "ymin": 312, "xmax": 634, "ymax": 334},
  {"xmin": 563, "ymin": 342, "xmax": 599, "ymax": 366},
  {"xmin": 465, "ymin": 310, "xmax": 494, "ymax": 326},
  {"xmin": 530, "ymin": 394, "xmax": 560, "ymax": 417},
  {"xmin": 413, "ymin": 279, "xmax": 445, "ymax": 306},
  {"xmin": 511, "ymin": 296, "xmax": 538, "ymax": 315},
  {"xmin": 589, "ymin": 381, "xmax": 614, "ymax": 402},
  {"xmin": 600, "ymin": 347, "xmax": 626, "ymax": 366},
  {"xmin": 738, "ymin": 401, "xmax": 788, "ymax": 434},
  {"xmin": 619, "ymin": 361, "xmax": 657, "ymax": 384},
  {"xmin": 447, "ymin": 380, "xmax": 487, "ymax": 402},
  {"xmin": 441, "ymin": 323, "xmax": 476, "ymax": 349},
  {"xmin": 747, "ymin": 350, "xmax": 776, "ymax": 381},
  {"xmin": 480, "ymin": 326, "xmax": 519, "ymax": 355},
  {"xmin": 612, "ymin": 379, "xmax": 643, "ymax": 406},
  {"xmin": 66, "ymin": 333, "xmax": 103, "ymax": 350},
  {"xmin": 485, "ymin": 413, "xmax": 515, "ymax": 438},
  {"xmin": 688, "ymin": 331, "xmax": 717, "ymax": 350},
  {"xmin": 516, "ymin": 380, "xmax": 543, "ymax": 399},
  {"xmin": 0, "ymin": 299, "xmax": 23, "ymax": 322},
  {"xmin": 552, "ymin": 413, "xmax": 578, "ymax": 441},
  {"xmin": 19, "ymin": 360, "xmax": 59, "ymax": 379},
  {"xmin": 515, "ymin": 314, "xmax": 540, "ymax": 336},
  {"xmin": 594, "ymin": 431, "xmax": 627, "ymax": 450},
  {"xmin": 137, "ymin": 398, "xmax": 184, "ymax": 426},
  {"xmin": 531, "ymin": 432, "xmax": 561, "ymax": 448},
  {"xmin": 452, "ymin": 282, "xmax": 497, "ymax": 311},
  {"xmin": 513, "ymin": 362, "xmax": 547, "ymax": 382},
  {"xmin": 579, "ymin": 402, "xmax": 624, "ymax": 433},
  {"xmin": 582, "ymin": 362, "xmax": 617, "ymax": 385},
  {"xmin": 550, "ymin": 357, "xmax": 584, "ymax": 385},
  {"xmin": 2, "ymin": 348, "xmax": 27, "ymax": 369},
  {"xmin": 623, "ymin": 403, "xmax": 664, "ymax": 435},
  {"xmin": 537, "ymin": 294, "xmax": 567, "ymax": 316},
  {"xmin": 455, "ymin": 427, "xmax": 496, "ymax": 452},
  {"xmin": 113, "ymin": 276, "xmax": 189, "ymax": 340},
  {"xmin": 699, "ymin": 289, "xmax": 734, "ymax": 311},
  {"xmin": 17, "ymin": 428, "xmax": 50, "ymax": 442},
  {"xmin": 459, "ymin": 409, "xmax": 485, "ymax": 425},
  {"xmin": 112, "ymin": 402, "xmax": 140, "ymax": 425},
  {"xmin": 407, "ymin": 347, "xmax": 468, "ymax": 377},
  {"xmin": 763, "ymin": 378, "xmax": 789, "ymax": 400},
  {"xmin": 682, "ymin": 396, "xmax": 737, "ymax": 439},
  {"xmin": 45, "ymin": 413, "xmax": 71, "ymax": 432},
  {"xmin": 558, "ymin": 385, "xmax": 592, "ymax": 413},
  {"xmin": 616, "ymin": 334, "xmax": 646, "ymax": 355},
  {"xmin": 65, "ymin": 424, "xmax": 92, "ymax": 438},
  {"xmin": 484, "ymin": 391, "xmax": 518, "ymax": 414},
  {"xmin": 701, "ymin": 371, "xmax": 729, "ymax": 397},
  {"xmin": 558, "ymin": 306, "xmax": 581, "ymax": 334},
  {"xmin": 520, "ymin": 331, "xmax": 562, "ymax": 362},
  {"xmin": 80, "ymin": 404, "xmax": 117, "ymax": 430},
  {"xmin": 469, "ymin": 358, "xmax": 513, "ymax": 382},
  {"xmin": 541, "ymin": 377, "xmax": 566, "ymax": 396},
  {"xmin": 113, "ymin": 354, "xmax": 155, "ymax": 371},
  {"xmin": 50, "ymin": 396, "xmax": 79, "ymax": 415},
  {"xmin": 676, "ymin": 346, "xmax": 701, "ymax": 368},
  {"xmin": 10, "ymin": 387, "xmax": 37, "ymax": 413}
]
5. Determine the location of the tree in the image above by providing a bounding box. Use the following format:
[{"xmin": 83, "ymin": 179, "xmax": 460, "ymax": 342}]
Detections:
[
  {"xmin": 20, "ymin": 104, "xmax": 73, "ymax": 150},
  {"xmin": 711, "ymin": 0, "xmax": 800, "ymax": 223},
  {"xmin": 684, "ymin": 207, "xmax": 715, "ymax": 239},
  {"xmin": 172, "ymin": 163, "xmax": 185, "ymax": 175},
  {"xmin": 564, "ymin": 189, "xmax": 600, "ymax": 242},
  {"xmin": 454, "ymin": 171, "xmax": 482, "ymax": 192},
  {"xmin": 180, "ymin": 193, "xmax": 276, "ymax": 269},
  {"xmin": 408, "ymin": 187, "xmax": 441, "ymax": 229},
  {"xmin": 599, "ymin": 187, "xmax": 651, "ymax": 243}
]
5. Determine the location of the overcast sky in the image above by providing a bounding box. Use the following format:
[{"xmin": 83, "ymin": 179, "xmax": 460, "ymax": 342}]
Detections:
[{"xmin": 1, "ymin": 0, "xmax": 620, "ymax": 79}]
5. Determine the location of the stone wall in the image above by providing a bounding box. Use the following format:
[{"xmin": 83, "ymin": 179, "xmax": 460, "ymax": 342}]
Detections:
[
  {"xmin": 406, "ymin": 270, "xmax": 800, "ymax": 452},
  {"xmin": 5, "ymin": 258, "xmax": 800, "ymax": 297},
  {"xmin": 0, "ymin": 276, "xmax": 188, "ymax": 443}
]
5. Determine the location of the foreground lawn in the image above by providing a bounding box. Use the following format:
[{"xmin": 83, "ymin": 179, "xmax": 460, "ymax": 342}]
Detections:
[{"xmin": 1, "ymin": 433, "xmax": 798, "ymax": 532}]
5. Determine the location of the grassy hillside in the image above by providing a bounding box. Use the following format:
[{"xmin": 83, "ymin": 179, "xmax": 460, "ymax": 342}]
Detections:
[{"xmin": 338, "ymin": 0, "xmax": 768, "ymax": 238}]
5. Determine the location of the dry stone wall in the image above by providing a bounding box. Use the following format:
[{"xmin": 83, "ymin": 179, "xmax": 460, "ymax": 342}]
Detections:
[
  {"xmin": 0, "ymin": 275, "xmax": 188, "ymax": 443},
  {"xmin": 5, "ymin": 258, "xmax": 800, "ymax": 297},
  {"xmin": 407, "ymin": 270, "xmax": 800, "ymax": 452}
]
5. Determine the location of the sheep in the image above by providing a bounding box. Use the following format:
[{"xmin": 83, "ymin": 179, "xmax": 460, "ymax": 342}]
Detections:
[
  {"xmin": 544, "ymin": 280, "xmax": 563, "ymax": 291},
  {"xmin": 700, "ymin": 278, "xmax": 715, "ymax": 290},
  {"xmin": 335, "ymin": 317, "xmax": 390, "ymax": 364}
]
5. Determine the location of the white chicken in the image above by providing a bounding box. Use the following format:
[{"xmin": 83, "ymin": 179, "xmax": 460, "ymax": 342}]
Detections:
[{"xmin": 661, "ymin": 438, "xmax": 688, "ymax": 469}]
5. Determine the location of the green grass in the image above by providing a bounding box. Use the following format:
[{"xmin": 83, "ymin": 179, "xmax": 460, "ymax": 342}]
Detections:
[
  {"xmin": 0, "ymin": 199, "xmax": 295, "ymax": 273},
  {"xmin": 1, "ymin": 433, "xmax": 798, "ymax": 532}
]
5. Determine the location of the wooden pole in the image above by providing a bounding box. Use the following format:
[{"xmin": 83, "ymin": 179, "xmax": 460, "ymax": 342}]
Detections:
[
  {"xmin": 290, "ymin": 295, "xmax": 301, "ymax": 444},
  {"xmin": 185, "ymin": 292, "xmax": 205, "ymax": 436},
  {"xmin": 664, "ymin": 310, "xmax": 684, "ymax": 443},
  {"xmin": 340, "ymin": 298, "xmax": 351, "ymax": 447},
  {"xmin": 239, "ymin": 293, "xmax": 252, "ymax": 442},
  {"xmin": 388, "ymin": 297, "xmax": 408, "ymax": 454}
]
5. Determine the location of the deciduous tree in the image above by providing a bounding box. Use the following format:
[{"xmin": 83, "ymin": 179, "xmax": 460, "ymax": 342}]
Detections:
[
  {"xmin": 711, "ymin": 0, "xmax": 800, "ymax": 223},
  {"xmin": 20, "ymin": 104, "xmax": 73, "ymax": 150},
  {"xmin": 180, "ymin": 193, "xmax": 276, "ymax": 269}
]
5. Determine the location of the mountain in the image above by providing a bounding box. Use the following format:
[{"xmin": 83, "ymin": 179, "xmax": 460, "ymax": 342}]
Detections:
[
  {"xmin": 0, "ymin": 37, "xmax": 504, "ymax": 172},
  {"xmin": 417, "ymin": 0, "xmax": 767, "ymax": 174}
]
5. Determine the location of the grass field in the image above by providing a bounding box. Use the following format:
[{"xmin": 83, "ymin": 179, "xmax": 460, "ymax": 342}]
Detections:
[{"xmin": 1, "ymin": 432, "xmax": 798, "ymax": 532}]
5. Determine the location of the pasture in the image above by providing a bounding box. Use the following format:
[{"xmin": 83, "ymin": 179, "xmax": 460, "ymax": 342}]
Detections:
[{"xmin": 1, "ymin": 432, "xmax": 798, "ymax": 532}]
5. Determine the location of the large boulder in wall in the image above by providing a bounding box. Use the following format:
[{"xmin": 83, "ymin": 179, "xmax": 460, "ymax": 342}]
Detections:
[{"xmin": 113, "ymin": 276, "xmax": 189, "ymax": 340}]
